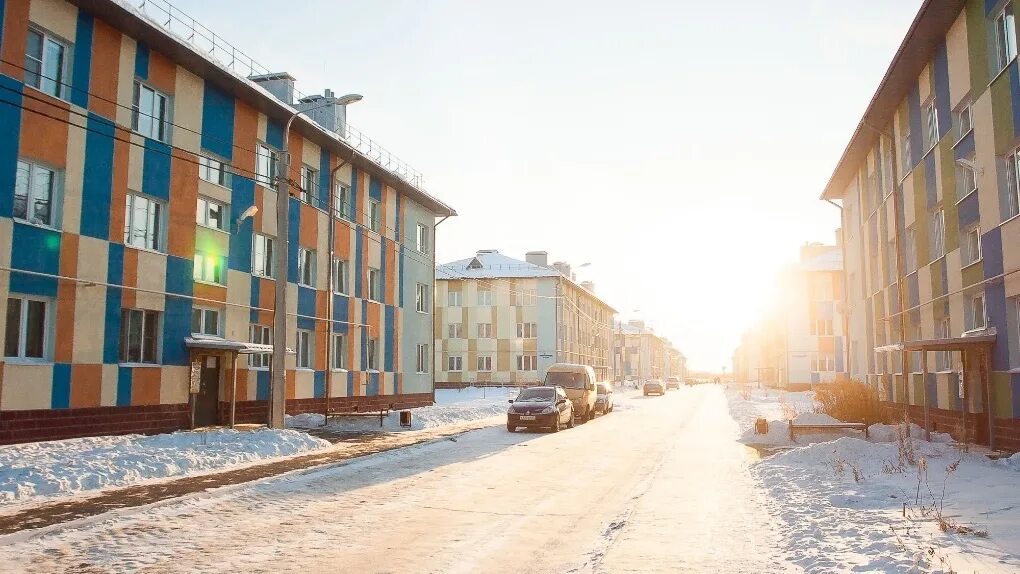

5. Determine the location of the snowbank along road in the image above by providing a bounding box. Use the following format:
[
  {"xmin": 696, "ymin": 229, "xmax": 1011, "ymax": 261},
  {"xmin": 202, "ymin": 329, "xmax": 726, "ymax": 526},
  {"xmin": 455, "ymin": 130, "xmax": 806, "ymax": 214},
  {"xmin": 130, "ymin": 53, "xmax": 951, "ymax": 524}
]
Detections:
[{"xmin": 0, "ymin": 385, "xmax": 790, "ymax": 573}]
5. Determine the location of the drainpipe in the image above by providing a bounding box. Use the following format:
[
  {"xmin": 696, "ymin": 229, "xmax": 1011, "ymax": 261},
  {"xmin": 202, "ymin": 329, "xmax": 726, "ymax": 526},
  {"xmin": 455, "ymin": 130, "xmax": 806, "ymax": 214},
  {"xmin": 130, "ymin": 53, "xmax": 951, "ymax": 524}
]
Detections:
[
  {"xmin": 323, "ymin": 153, "xmax": 355, "ymax": 424},
  {"xmin": 432, "ymin": 215, "xmax": 450, "ymax": 399},
  {"xmin": 824, "ymin": 199, "xmax": 852, "ymax": 379}
]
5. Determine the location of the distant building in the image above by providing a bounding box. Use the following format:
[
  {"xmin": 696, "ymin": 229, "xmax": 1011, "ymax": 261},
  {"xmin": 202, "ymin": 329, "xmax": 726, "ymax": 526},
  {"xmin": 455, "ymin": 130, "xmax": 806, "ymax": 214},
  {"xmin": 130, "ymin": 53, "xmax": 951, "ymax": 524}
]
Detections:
[
  {"xmin": 434, "ymin": 250, "xmax": 615, "ymax": 386},
  {"xmin": 614, "ymin": 320, "xmax": 686, "ymax": 381},
  {"xmin": 733, "ymin": 240, "xmax": 846, "ymax": 390}
]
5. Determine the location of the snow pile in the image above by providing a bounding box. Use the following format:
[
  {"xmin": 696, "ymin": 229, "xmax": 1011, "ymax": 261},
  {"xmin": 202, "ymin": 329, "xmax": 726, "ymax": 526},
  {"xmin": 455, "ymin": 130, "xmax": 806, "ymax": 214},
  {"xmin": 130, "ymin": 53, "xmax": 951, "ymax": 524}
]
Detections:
[
  {"xmin": 287, "ymin": 387, "xmax": 516, "ymax": 432},
  {"xmin": 998, "ymin": 452, "xmax": 1020, "ymax": 472},
  {"xmin": 739, "ymin": 411, "xmax": 859, "ymax": 447},
  {"xmin": 725, "ymin": 385, "xmax": 816, "ymax": 431},
  {"xmin": 0, "ymin": 428, "xmax": 330, "ymax": 505},
  {"xmin": 868, "ymin": 422, "xmax": 953, "ymax": 444}
]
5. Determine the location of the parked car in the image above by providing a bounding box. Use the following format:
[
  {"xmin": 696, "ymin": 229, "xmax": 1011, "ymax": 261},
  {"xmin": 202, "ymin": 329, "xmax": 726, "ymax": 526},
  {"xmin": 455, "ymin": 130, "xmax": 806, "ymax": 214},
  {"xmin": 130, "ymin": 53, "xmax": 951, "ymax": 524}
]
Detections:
[
  {"xmin": 643, "ymin": 380, "xmax": 665, "ymax": 396},
  {"xmin": 595, "ymin": 382, "xmax": 614, "ymax": 414},
  {"xmin": 665, "ymin": 376, "xmax": 681, "ymax": 390},
  {"xmin": 544, "ymin": 363, "xmax": 598, "ymax": 422},
  {"xmin": 507, "ymin": 386, "xmax": 574, "ymax": 432}
]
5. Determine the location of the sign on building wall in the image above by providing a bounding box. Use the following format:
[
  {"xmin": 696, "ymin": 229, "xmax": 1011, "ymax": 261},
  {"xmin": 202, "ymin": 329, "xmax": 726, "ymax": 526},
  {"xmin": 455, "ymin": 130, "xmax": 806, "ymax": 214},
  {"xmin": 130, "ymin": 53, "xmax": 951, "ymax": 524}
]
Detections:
[{"xmin": 190, "ymin": 360, "xmax": 202, "ymax": 394}]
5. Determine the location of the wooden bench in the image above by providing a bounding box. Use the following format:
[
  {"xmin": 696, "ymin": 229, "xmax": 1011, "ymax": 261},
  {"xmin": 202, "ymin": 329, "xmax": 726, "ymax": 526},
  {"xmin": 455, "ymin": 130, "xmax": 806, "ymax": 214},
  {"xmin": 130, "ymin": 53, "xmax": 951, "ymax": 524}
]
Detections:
[{"xmin": 788, "ymin": 421, "xmax": 868, "ymax": 442}]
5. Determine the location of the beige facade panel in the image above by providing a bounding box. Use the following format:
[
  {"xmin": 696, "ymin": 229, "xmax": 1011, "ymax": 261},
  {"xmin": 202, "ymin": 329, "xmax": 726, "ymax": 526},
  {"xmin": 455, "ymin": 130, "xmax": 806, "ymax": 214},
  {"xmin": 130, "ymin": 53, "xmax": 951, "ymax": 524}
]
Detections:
[{"xmin": 946, "ymin": 11, "xmax": 970, "ymax": 108}]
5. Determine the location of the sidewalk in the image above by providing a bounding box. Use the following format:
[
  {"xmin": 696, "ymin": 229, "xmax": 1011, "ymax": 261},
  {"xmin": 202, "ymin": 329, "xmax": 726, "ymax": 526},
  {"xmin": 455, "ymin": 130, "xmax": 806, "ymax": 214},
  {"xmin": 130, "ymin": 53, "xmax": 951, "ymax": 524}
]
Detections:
[{"xmin": 0, "ymin": 416, "xmax": 502, "ymax": 536}]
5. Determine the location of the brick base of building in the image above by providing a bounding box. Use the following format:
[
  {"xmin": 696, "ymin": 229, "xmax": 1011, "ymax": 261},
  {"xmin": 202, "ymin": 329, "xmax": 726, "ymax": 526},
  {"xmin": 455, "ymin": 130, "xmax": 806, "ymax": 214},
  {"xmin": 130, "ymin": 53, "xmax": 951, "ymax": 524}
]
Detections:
[
  {"xmin": 0, "ymin": 393, "xmax": 436, "ymax": 445},
  {"xmin": 882, "ymin": 401, "xmax": 1020, "ymax": 453}
]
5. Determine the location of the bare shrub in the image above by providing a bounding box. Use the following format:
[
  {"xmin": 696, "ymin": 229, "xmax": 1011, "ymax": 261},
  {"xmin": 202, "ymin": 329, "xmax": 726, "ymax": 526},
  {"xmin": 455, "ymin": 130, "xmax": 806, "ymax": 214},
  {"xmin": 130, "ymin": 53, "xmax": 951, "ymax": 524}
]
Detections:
[
  {"xmin": 897, "ymin": 419, "xmax": 918, "ymax": 467},
  {"xmin": 814, "ymin": 379, "xmax": 888, "ymax": 425},
  {"xmin": 739, "ymin": 385, "xmax": 751, "ymax": 401},
  {"xmin": 779, "ymin": 395, "xmax": 799, "ymax": 421}
]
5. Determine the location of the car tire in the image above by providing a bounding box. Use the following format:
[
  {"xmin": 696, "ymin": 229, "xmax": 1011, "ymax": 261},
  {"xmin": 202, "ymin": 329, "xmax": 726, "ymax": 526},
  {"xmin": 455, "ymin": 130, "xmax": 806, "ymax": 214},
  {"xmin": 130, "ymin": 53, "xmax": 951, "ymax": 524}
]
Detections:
[
  {"xmin": 588, "ymin": 408, "xmax": 595, "ymax": 422},
  {"xmin": 551, "ymin": 417, "xmax": 560, "ymax": 433},
  {"xmin": 507, "ymin": 423, "xmax": 515, "ymax": 432},
  {"xmin": 567, "ymin": 412, "xmax": 575, "ymax": 428}
]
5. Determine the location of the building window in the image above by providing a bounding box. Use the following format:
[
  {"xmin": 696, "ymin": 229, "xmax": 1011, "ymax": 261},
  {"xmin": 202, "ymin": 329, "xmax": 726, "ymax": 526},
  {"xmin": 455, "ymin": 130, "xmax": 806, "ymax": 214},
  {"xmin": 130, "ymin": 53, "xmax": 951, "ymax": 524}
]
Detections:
[
  {"xmin": 514, "ymin": 290, "xmax": 536, "ymax": 306},
  {"xmin": 196, "ymin": 197, "xmax": 226, "ymax": 231},
  {"xmin": 299, "ymin": 165, "xmax": 318, "ymax": 204},
  {"xmin": 331, "ymin": 333, "xmax": 346, "ymax": 370},
  {"xmin": 132, "ymin": 81, "xmax": 170, "ymax": 142},
  {"xmin": 931, "ymin": 209, "xmax": 945, "ymax": 261},
  {"xmin": 996, "ymin": 3, "xmax": 1017, "ymax": 71},
  {"xmin": 477, "ymin": 323, "xmax": 492, "ymax": 338},
  {"xmin": 517, "ymin": 322, "xmax": 537, "ymax": 338},
  {"xmin": 476, "ymin": 355, "xmax": 492, "ymax": 372},
  {"xmin": 4, "ymin": 296, "xmax": 50, "ymax": 360},
  {"xmin": 416, "ymin": 283, "xmax": 429, "ymax": 312},
  {"xmin": 14, "ymin": 159, "xmax": 59, "ymax": 227},
  {"xmin": 331, "ymin": 258, "xmax": 348, "ymax": 294},
  {"xmin": 448, "ymin": 323, "xmax": 463, "ymax": 338},
  {"xmin": 811, "ymin": 354, "xmax": 835, "ymax": 373},
  {"xmin": 477, "ymin": 289, "xmax": 492, "ymax": 306},
  {"xmin": 416, "ymin": 223, "xmax": 428, "ymax": 254},
  {"xmin": 298, "ymin": 248, "xmax": 316, "ymax": 288},
  {"xmin": 416, "ymin": 344, "xmax": 429, "ymax": 373},
  {"xmin": 295, "ymin": 329, "xmax": 313, "ymax": 369},
  {"xmin": 368, "ymin": 268, "xmax": 381, "ymax": 301},
  {"xmin": 1006, "ymin": 148, "xmax": 1020, "ymax": 220},
  {"xmin": 333, "ymin": 183, "xmax": 352, "ymax": 220},
  {"xmin": 448, "ymin": 355, "xmax": 463, "ymax": 372},
  {"xmin": 962, "ymin": 226, "xmax": 982, "ymax": 266},
  {"xmin": 193, "ymin": 252, "xmax": 225, "ymax": 284},
  {"xmin": 252, "ymin": 233, "xmax": 275, "ymax": 278},
  {"xmin": 886, "ymin": 239, "xmax": 898, "ymax": 284},
  {"xmin": 366, "ymin": 338, "xmax": 378, "ymax": 370},
  {"xmin": 190, "ymin": 307, "xmax": 221, "ymax": 336},
  {"xmin": 249, "ymin": 325, "xmax": 272, "ymax": 368},
  {"xmin": 124, "ymin": 193, "xmax": 164, "ymax": 251},
  {"xmin": 958, "ymin": 161, "xmax": 977, "ymax": 197},
  {"xmin": 900, "ymin": 125, "xmax": 912, "ymax": 173},
  {"xmin": 968, "ymin": 293, "xmax": 986, "ymax": 330},
  {"xmin": 120, "ymin": 309, "xmax": 159, "ymax": 364},
  {"xmin": 25, "ymin": 27, "xmax": 69, "ymax": 99},
  {"xmin": 516, "ymin": 354, "xmax": 537, "ymax": 371},
  {"xmin": 955, "ymin": 103, "xmax": 973, "ymax": 140},
  {"xmin": 369, "ymin": 200, "xmax": 381, "ymax": 232},
  {"xmin": 447, "ymin": 291, "xmax": 462, "ymax": 307},
  {"xmin": 923, "ymin": 98, "xmax": 938, "ymax": 151},
  {"xmin": 904, "ymin": 228, "xmax": 917, "ymax": 274},
  {"xmin": 936, "ymin": 318, "xmax": 952, "ymax": 371},
  {"xmin": 198, "ymin": 156, "xmax": 228, "ymax": 187},
  {"xmin": 255, "ymin": 143, "xmax": 279, "ymax": 187}
]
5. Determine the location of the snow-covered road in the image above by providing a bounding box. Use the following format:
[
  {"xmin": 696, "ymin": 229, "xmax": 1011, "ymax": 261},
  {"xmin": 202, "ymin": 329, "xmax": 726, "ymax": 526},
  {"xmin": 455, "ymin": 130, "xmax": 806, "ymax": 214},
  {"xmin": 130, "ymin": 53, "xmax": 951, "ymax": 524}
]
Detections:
[{"xmin": 0, "ymin": 386, "xmax": 787, "ymax": 573}]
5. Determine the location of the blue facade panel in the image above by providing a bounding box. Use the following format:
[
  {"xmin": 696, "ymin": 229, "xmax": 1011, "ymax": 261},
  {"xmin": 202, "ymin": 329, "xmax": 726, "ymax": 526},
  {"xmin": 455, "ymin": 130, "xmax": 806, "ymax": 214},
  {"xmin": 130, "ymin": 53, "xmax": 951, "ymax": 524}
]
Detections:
[
  {"xmin": 384, "ymin": 305, "xmax": 395, "ymax": 372},
  {"xmin": 287, "ymin": 197, "xmax": 300, "ymax": 281},
  {"xmin": 958, "ymin": 189, "xmax": 980, "ymax": 228},
  {"xmin": 163, "ymin": 256, "xmax": 194, "ymax": 366},
  {"xmin": 369, "ymin": 175, "xmax": 383, "ymax": 201},
  {"xmin": 907, "ymin": 84, "xmax": 922, "ymax": 171},
  {"xmin": 142, "ymin": 139, "xmax": 171, "ymax": 200},
  {"xmin": 265, "ymin": 119, "xmax": 283, "ymax": 150},
  {"xmin": 134, "ymin": 42, "xmax": 149, "ymax": 79},
  {"xmin": 0, "ymin": 75, "xmax": 21, "ymax": 218},
  {"xmin": 80, "ymin": 113, "xmax": 116, "ymax": 240},
  {"xmin": 953, "ymin": 131, "xmax": 975, "ymax": 159},
  {"xmin": 9, "ymin": 224, "xmax": 61, "ymax": 296},
  {"xmin": 200, "ymin": 82, "xmax": 235, "ymax": 159},
  {"xmin": 924, "ymin": 153, "xmax": 938, "ymax": 208},
  {"xmin": 297, "ymin": 286, "xmax": 316, "ymax": 330},
  {"xmin": 318, "ymin": 149, "xmax": 331, "ymax": 212},
  {"xmin": 227, "ymin": 177, "xmax": 254, "ymax": 272},
  {"xmin": 116, "ymin": 367, "xmax": 132, "ymax": 407},
  {"xmin": 51, "ymin": 363, "xmax": 71, "ymax": 409},
  {"xmin": 256, "ymin": 370, "xmax": 270, "ymax": 400},
  {"xmin": 104, "ymin": 244, "xmax": 124, "ymax": 363},
  {"xmin": 986, "ymin": 281, "xmax": 1010, "ymax": 370},
  {"xmin": 313, "ymin": 371, "xmax": 326, "ymax": 398},
  {"xmin": 71, "ymin": 12, "xmax": 93, "ymax": 108}
]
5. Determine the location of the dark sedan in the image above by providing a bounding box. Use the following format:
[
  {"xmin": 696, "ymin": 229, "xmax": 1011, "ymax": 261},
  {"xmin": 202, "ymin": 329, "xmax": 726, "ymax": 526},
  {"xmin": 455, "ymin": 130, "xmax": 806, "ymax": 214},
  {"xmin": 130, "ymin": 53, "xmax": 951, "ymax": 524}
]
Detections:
[
  {"xmin": 507, "ymin": 386, "xmax": 574, "ymax": 432},
  {"xmin": 643, "ymin": 380, "xmax": 665, "ymax": 396}
]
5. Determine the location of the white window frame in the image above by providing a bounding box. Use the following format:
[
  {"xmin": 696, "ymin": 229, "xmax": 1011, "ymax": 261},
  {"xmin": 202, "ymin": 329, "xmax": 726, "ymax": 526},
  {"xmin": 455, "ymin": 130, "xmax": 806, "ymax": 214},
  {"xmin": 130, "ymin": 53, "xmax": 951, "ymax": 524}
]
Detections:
[
  {"xmin": 514, "ymin": 289, "xmax": 536, "ymax": 306},
  {"xmin": 516, "ymin": 354, "xmax": 537, "ymax": 371},
  {"xmin": 416, "ymin": 223, "xmax": 429, "ymax": 254},
  {"xmin": 416, "ymin": 283, "xmax": 429, "ymax": 313},
  {"xmin": 255, "ymin": 143, "xmax": 279, "ymax": 188},
  {"xmin": 3, "ymin": 295, "xmax": 51, "ymax": 361},
  {"xmin": 333, "ymin": 183, "xmax": 351, "ymax": 220},
  {"xmin": 448, "ymin": 355, "xmax": 463, "ymax": 372},
  {"xmin": 331, "ymin": 333, "xmax": 346, "ymax": 370},
  {"xmin": 25, "ymin": 26, "xmax": 70, "ymax": 99},
  {"xmin": 955, "ymin": 103, "xmax": 973, "ymax": 141},
  {"xmin": 193, "ymin": 252, "xmax": 225, "ymax": 285},
  {"xmin": 962, "ymin": 225, "xmax": 982, "ymax": 266},
  {"xmin": 970, "ymin": 293, "xmax": 987, "ymax": 330},
  {"xmin": 900, "ymin": 125, "xmax": 913, "ymax": 174},
  {"xmin": 298, "ymin": 248, "xmax": 316, "ymax": 288},
  {"xmin": 14, "ymin": 159, "xmax": 60, "ymax": 228},
  {"xmin": 477, "ymin": 289, "xmax": 492, "ymax": 306},
  {"xmin": 931, "ymin": 209, "xmax": 946, "ymax": 261},
  {"xmin": 124, "ymin": 193, "xmax": 165, "ymax": 252},
  {"xmin": 368, "ymin": 268, "xmax": 381, "ymax": 302},
  {"xmin": 296, "ymin": 329, "xmax": 314, "ymax": 369},
  {"xmin": 416, "ymin": 343, "xmax": 429, "ymax": 374},
  {"xmin": 120, "ymin": 308, "xmax": 160, "ymax": 364},
  {"xmin": 366, "ymin": 338, "xmax": 378, "ymax": 371},
  {"xmin": 447, "ymin": 291, "xmax": 462, "ymax": 307},
  {"xmin": 196, "ymin": 196, "xmax": 226, "ymax": 231},
  {"xmin": 924, "ymin": 98, "xmax": 939, "ymax": 152},
  {"xmin": 477, "ymin": 323, "xmax": 492, "ymax": 338},
  {"xmin": 959, "ymin": 162, "xmax": 977, "ymax": 197},
  {"xmin": 476, "ymin": 355, "xmax": 492, "ymax": 372},
  {"xmin": 299, "ymin": 165, "xmax": 318, "ymax": 204},
  {"xmin": 198, "ymin": 156, "xmax": 228, "ymax": 187},
  {"xmin": 517, "ymin": 322, "xmax": 537, "ymax": 338},
  {"xmin": 447, "ymin": 323, "xmax": 463, "ymax": 338},
  {"xmin": 1007, "ymin": 148, "xmax": 1020, "ymax": 220},
  {"xmin": 249, "ymin": 325, "xmax": 272, "ymax": 368},
  {"xmin": 331, "ymin": 257, "xmax": 349, "ymax": 295},
  {"xmin": 190, "ymin": 306, "xmax": 221, "ymax": 336},
  {"xmin": 936, "ymin": 317, "xmax": 952, "ymax": 372},
  {"xmin": 369, "ymin": 199, "xmax": 381, "ymax": 232},
  {"xmin": 252, "ymin": 233, "xmax": 275, "ymax": 279},
  {"xmin": 997, "ymin": 3, "xmax": 1018, "ymax": 71},
  {"xmin": 131, "ymin": 80, "xmax": 170, "ymax": 142}
]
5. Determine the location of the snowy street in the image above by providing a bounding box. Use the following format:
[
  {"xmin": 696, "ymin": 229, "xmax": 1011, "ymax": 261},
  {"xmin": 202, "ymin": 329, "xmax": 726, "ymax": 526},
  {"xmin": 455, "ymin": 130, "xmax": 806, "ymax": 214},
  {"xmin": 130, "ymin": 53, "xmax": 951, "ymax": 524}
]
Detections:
[{"xmin": 0, "ymin": 386, "xmax": 787, "ymax": 573}]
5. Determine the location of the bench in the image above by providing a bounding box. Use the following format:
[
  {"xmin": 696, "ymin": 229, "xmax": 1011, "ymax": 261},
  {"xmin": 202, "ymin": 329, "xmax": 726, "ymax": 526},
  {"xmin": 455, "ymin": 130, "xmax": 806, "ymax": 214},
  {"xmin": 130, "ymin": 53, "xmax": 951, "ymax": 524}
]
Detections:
[{"xmin": 788, "ymin": 421, "xmax": 868, "ymax": 442}]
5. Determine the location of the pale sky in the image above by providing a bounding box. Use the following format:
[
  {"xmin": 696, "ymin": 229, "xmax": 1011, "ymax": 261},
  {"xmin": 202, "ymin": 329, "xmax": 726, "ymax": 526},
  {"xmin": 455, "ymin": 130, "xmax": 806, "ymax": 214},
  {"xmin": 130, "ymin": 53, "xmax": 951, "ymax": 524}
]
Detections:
[{"xmin": 168, "ymin": 0, "xmax": 922, "ymax": 372}]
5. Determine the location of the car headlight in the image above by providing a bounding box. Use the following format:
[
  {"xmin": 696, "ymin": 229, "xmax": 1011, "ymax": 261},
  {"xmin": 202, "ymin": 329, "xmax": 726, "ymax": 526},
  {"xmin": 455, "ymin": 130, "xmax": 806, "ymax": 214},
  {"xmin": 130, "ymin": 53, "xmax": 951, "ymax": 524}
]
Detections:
[
  {"xmin": 507, "ymin": 406, "xmax": 516, "ymax": 414},
  {"xmin": 540, "ymin": 406, "xmax": 555, "ymax": 414}
]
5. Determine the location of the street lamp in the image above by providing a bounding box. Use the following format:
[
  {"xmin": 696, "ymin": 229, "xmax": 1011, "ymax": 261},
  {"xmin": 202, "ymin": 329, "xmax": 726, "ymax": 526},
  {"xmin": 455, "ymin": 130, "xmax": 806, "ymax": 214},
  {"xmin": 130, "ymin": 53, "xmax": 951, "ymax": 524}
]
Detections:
[{"xmin": 269, "ymin": 95, "xmax": 361, "ymax": 429}]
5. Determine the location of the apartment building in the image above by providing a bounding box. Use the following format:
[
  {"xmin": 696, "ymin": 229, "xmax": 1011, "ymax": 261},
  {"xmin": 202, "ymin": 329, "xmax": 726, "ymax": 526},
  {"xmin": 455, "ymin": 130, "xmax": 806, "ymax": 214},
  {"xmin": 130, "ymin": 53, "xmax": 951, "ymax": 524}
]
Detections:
[
  {"xmin": 821, "ymin": 0, "xmax": 1020, "ymax": 450},
  {"xmin": 434, "ymin": 250, "xmax": 615, "ymax": 386},
  {"xmin": 732, "ymin": 242, "xmax": 846, "ymax": 390},
  {"xmin": 614, "ymin": 320, "xmax": 686, "ymax": 382},
  {"xmin": 0, "ymin": 0, "xmax": 454, "ymax": 444}
]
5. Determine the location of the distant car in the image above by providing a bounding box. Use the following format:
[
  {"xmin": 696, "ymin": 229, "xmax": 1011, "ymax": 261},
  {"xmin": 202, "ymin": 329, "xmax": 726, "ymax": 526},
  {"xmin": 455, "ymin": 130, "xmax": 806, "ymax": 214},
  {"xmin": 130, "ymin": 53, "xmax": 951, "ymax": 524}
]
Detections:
[
  {"xmin": 507, "ymin": 386, "xmax": 574, "ymax": 432},
  {"xmin": 643, "ymin": 380, "xmax": 665, "ymax": 396},
  {"xmin": 595, "ymin": 382, "xmax": 614, "ymax": 414},
  {"xmin": 665, "ymin": 376, "xmax": 681, "ymax": 390}
]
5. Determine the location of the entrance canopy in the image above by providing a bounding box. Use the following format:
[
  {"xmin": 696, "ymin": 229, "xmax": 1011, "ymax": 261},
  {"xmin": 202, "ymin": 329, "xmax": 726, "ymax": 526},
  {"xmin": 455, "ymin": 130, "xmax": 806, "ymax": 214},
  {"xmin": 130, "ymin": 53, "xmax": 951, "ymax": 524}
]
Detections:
[
  {"xmin": 874, "ymin": 328, "xmax": 995, "ymax": 353},
  {"xmin": 184, "ymin": 334, "xmax": 293, "ymax": 355}
]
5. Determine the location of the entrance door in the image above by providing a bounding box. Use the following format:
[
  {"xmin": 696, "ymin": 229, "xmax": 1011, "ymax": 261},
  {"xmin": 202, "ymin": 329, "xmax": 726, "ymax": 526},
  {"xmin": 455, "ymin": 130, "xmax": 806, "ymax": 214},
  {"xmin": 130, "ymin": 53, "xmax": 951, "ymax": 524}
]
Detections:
[{"xmin": 195, "ymin": 355, "xmax": 221, "ymax": 427}]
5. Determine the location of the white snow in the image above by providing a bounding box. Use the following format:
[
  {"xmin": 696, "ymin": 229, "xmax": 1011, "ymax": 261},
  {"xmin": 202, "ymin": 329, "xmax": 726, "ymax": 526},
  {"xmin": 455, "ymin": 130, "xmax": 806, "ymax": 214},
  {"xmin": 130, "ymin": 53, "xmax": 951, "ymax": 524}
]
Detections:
[
  {"xmin": 728, "ymin": 386, "xmax": 1020, "ymax": 571},
  {"xmin": 0, "ymin": 428, "xmax": 329, "ymax": 506},
  {"xmin": 286, "ymin": 387, "xmax": 517, "ymax": 432}
]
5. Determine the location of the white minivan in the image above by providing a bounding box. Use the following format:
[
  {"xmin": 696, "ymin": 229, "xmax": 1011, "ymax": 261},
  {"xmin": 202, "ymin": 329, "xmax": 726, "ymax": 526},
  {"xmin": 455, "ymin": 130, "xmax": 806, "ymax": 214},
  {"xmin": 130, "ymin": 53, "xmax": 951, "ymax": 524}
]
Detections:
[{"xmin": 543, "ymin": 363, "xmax": 599, "ymax": 422}]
